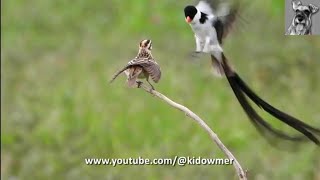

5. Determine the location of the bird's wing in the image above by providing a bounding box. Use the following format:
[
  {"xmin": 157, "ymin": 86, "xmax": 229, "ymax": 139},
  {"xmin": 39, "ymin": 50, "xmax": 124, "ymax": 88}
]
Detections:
[
  {"xmin": 212, "ymin": 1, "xmax": 239, "ymax": 44},
  {"xmin": 110, "ymin": 65, "xmax": 130, "ymax": 83},
  {"xmin": 196, "ymin": 0, "xmax": 216, "ymax": 15},
  {"xmin": 196, "ymin": 0, "xmax": 232, "ymax": 15},
  {"xmin": 109, "ymin": 58, "xmax": 139, "ymax": 83},
  {"xmin": 125, "ymin": 58, "xmax": 161, "ymax": 83},
  {"xmin": 136, "ymin": 60, "xmax": 161, "ymax": 83},
  {"xmin": 195, "ymin": 0, "xmax": 240, "ymax": 44}
]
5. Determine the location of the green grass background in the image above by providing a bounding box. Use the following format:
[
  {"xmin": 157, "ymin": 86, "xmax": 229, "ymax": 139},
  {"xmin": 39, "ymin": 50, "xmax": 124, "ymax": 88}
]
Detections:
[{"xmin": 1, "ymin": 0, "xmax": 320, "ymax": 179}]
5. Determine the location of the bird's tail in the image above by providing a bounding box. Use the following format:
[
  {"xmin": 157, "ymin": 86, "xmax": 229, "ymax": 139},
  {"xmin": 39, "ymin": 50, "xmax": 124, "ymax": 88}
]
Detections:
[
  {"xmin": 211, "ymin": 57, "xmax": 225, "ymax": 77},
  {"xmin": 127, "ymin": 77, "xmax": 137, "ymax": 87},
  {"xmin": 127, "ymin": 66, "xmax": 143, "ymax": 88},
  {"xmin": 213, "ymin": 54, "xmax": 320, "ymax": 145}
]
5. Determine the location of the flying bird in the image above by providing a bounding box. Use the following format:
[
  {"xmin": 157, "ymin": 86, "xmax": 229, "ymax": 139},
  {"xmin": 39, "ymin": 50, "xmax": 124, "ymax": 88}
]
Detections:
[
  {"xmin": 110, "ymin": 39, "xmax": 161, "ymax": 90},
  {"xmin": 184, "ymin": 0, "xmax": 320, "ymax": 145},
  {"xmin": 184, "ymin": 0, "xmax": 239, "ymax": 76}
]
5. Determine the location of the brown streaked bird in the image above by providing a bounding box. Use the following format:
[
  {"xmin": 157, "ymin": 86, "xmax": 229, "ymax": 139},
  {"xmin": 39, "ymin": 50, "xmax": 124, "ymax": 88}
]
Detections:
[{"xmin": 110, "ymin": 39, "xmax": 161, "ymax": 90}]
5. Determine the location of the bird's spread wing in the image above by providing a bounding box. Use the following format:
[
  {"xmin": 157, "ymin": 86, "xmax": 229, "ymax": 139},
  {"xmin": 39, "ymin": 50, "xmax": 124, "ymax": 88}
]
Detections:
[
  {"xmin": 195, "ymin": 0, "xmax": 239, "ymax": 44},
  {"xmin": 196, "ymin": 0, "xmax": 215, "ymax": 15},
  {"xmin": 196, "ymin": 0, "xmax": 232, "ymax": 15},
  {"xmin": 110, "ymin": 58, "xmax": 161, "ymax": 83},
  {"xmin": 142, "ymin": 61, "xmax": 161, "ymax": 83},
  {"xmin": 132, "ymin": 59, "xmax": 161, "ymax": 83},
  {"xmin": 109, "ymin": 60, "xmax": 135, "ymax": 83},
  {"xmin": 212, "ymin": 1, "xmax": 239, "ymax": 44}
]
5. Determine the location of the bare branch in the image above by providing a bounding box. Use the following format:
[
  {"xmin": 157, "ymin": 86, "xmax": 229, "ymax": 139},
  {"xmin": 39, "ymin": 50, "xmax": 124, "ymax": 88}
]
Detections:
[{"xmin": 139, "ymin": 83, "xmax": 247, "ymax": 180}]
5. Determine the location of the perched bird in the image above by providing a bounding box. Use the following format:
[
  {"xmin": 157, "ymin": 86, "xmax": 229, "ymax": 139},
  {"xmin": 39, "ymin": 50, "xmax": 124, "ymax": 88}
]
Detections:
[
  {"xmin": 184, "ymin": 0, "xmax": 320, "ymax": 145},
  {"xmin": 110, "ymin": 39, "xmax": 161, "ymax": 90}
]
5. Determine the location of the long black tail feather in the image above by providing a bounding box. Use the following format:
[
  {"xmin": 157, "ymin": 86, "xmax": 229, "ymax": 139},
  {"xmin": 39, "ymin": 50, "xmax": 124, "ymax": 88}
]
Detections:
[
  {"xmin": 233, "ymin": 73, "xmax": 320, "ymax": 134},
  {"xmin": 231, "ymin": 73, "xmax": 320, "ymax": 145},
  {"xmin": 227, "ymin": 74, "xmax": 319, "ymax": 145},
  {"xmin": 226, "ymin": 74, "xmax": 310, "ymax": 140},
  {"xmin": 217, "ymin": 54, "xmax": 320, "ymax": 145}
]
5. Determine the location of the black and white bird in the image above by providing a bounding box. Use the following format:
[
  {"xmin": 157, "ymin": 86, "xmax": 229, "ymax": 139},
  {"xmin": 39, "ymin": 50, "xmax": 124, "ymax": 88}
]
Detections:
[
  {"xmin": 110, "ymin": 39, "xmax": 161, "ymax": 90},
  {"xmin": 184, "ymin": 0, "xmax": 238, "ymax": 76},
  {"xmin": 184, "ymin": 0, "xmax": 320, "ymax": 145}
]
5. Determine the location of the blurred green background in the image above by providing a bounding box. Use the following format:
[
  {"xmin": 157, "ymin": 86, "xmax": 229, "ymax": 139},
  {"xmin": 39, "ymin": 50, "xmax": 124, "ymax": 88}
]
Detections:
[{"xmin": 1, "ymin": 0, "xmax": 320, "ymax": 179}]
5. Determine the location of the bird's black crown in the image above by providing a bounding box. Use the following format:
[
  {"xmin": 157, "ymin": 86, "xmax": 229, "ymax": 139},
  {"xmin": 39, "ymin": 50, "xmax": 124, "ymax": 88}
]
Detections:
[{"xmin": 184, "ymin": 5, "xmax": 197, "ymax": 19}]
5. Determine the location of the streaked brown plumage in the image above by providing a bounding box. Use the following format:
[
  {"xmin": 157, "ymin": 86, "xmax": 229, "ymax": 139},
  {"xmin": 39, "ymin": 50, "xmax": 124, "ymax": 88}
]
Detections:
[{"xmin": 110, "ymin": 39, "xmax": 161, "ymax": 89}]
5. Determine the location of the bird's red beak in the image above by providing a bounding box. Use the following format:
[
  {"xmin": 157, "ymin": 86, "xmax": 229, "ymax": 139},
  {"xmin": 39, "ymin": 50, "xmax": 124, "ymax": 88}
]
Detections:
[{"xmin": 185, "ymin": 16, "xmax": 192, "ymax": 23}]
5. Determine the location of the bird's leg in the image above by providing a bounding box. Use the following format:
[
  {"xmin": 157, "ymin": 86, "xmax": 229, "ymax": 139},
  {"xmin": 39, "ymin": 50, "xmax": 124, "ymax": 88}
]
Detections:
[
  {"xmin": 191, "ymin": 51, "xmax": 202, "ymax": 57},
  {"xmin": 195, "ymin": 35, "xmax": 202, "ymax": 53},
  {"xmin": 190, "ymin": 35, "xmax": 203, "ymax": 57},
  {"xmin": 136, "ymin": 80, "xmax": 143, "ymax": 88},
  {"xmin": 146, "ymin": 78, "xmax": 155, "ymax": 91},
  {"xmin": 202, "ymin": 37, "xmax": 211, "ymax": 53}
]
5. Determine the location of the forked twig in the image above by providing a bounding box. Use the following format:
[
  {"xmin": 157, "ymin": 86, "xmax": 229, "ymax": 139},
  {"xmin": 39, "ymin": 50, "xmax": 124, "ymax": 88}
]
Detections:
[{"xmin": 138, "ymin": 83, "xmax": 247, "ymax": 180}]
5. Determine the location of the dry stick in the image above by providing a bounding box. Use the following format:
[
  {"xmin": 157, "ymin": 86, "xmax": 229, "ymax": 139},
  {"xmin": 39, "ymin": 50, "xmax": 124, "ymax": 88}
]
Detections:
[{"xmin": 139, "ymin": 83, "xmax": 247, "ymax": 180}]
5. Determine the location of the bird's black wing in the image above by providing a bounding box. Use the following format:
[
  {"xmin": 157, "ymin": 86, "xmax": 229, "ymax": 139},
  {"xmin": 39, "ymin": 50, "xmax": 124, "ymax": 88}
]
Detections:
[{"xmin": 213, "ymin": 1, "xmax": 239, "ymax": 44}]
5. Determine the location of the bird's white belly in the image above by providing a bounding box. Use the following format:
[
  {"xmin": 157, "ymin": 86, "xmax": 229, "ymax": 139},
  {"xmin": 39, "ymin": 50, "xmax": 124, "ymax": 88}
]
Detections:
[
  {"xmin": 190, "ymin": 21, "xmax": 221, "ymax": 54},
  {"xmin": 192, "ymin": 26, "xmax": 209, "ymax": 41}
]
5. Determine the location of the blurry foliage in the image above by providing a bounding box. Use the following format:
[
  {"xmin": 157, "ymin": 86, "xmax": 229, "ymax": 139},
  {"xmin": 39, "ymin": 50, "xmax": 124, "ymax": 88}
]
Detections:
[{"xmin": 271, "ymin": 0, "xmax": 285, "ymax": 15}]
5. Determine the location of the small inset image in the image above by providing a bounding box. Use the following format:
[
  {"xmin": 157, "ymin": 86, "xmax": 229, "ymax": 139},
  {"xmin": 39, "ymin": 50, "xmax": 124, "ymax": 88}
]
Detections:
[{"xmin": 285, "ymin": 0, "xmax": 319, "ymax": 35}]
